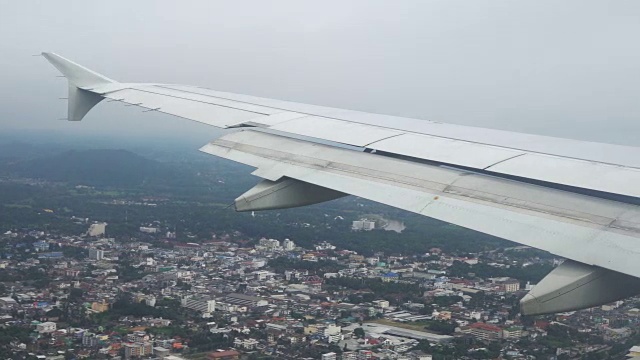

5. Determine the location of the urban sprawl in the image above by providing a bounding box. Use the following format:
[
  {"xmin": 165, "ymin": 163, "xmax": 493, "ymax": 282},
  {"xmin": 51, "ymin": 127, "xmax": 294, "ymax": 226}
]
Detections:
[{"xmin": 1, "ymin": 219, "xmax": 639, "ymax": 360}]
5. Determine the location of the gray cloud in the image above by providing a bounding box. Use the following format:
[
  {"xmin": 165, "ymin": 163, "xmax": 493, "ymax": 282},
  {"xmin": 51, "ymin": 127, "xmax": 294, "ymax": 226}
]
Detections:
[{"xmin": 1, "ymin": 0, "xmax": 640, "ymax": 146}]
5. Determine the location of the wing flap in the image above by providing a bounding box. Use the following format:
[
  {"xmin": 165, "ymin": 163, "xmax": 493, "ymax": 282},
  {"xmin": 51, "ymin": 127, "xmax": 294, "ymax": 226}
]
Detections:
[{"xmin": 201, "ymin": 130, "xmax": 640, "ymax": 278}]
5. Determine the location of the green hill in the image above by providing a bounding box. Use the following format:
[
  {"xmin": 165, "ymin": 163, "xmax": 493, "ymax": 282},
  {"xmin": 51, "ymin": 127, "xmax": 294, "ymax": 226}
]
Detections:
[{"xmin": 7, "ymin": 149, "xmax": 177, "ymax": 187}]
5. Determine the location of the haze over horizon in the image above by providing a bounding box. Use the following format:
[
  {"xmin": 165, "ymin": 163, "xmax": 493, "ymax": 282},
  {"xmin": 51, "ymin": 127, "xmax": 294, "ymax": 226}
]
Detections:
[{"xmin": 2, "ymin": 1, "xmax": 640, "ymax": 147}]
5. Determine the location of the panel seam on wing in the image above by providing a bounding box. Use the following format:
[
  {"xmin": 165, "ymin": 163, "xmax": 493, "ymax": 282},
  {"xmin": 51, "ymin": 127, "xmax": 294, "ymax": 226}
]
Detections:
[{"xmin": 212, "ymin": 135, "xmax": 639, "ymax": 233}]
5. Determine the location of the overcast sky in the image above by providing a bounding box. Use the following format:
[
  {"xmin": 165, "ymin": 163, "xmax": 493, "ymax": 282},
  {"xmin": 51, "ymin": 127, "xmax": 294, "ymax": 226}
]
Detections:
[{"xmin": 2, "ymin": 1, "xmax": 640, "ymax": 146}]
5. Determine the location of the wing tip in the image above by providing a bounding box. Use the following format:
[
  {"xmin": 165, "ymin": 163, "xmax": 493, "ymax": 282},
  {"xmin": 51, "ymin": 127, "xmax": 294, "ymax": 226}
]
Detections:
[
  {"xmin": 42, "ymin": 52, "xmax": 112, "ymax": 121},
  {"xmin": 41, "ymin": 52, "xmax": 115, "ymax": 88}
]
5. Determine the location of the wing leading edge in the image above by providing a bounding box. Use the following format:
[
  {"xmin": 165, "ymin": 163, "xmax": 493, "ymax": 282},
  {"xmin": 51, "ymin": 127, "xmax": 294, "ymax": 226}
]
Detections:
[{"xmin": 41, "ymin": 52, "xmax": 640, "ymax": 314}]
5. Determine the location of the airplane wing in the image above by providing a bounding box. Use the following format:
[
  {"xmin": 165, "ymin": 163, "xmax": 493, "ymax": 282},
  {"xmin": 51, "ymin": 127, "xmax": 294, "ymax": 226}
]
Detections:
[{"xmin": 41, "ymin": 52, "xmax": 640, "ymax": 315}]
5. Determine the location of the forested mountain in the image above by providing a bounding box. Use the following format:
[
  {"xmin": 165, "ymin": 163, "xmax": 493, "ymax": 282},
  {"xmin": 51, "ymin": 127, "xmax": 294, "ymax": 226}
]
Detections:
[
  {"xmin": 6, "ymin": 149, "xmax": 167, "ymax": 186},
  {"xmin": 0, "ymin": 134, "xmax": 514, "ymax": 256},
  {"xmin": 3, "ymin": 149, "xmax": 190, "ymax": 187}
]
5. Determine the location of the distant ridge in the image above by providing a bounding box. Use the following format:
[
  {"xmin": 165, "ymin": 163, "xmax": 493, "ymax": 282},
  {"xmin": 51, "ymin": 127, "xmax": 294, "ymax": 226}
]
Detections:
[{"xmin": 8, "ymin": 149, "xmax": 172, "ymax": 187}]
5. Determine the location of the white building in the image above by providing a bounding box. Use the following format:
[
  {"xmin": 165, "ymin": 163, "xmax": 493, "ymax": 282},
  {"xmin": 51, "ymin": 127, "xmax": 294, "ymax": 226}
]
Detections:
[
  {"xmin": 321, "ymin": 353, "xmax": 337, "ymax": 360},
  {"xmin": 89, "ymin": 248, "xmax": 104, "ymax": 261},
  {"xmin": 366, "ymin": 257, "xmax": 379, "ymax": 266},
  {"xmin": 36, "ymin": 321, "xmax": 57, "ymax": 333},
  {"xmin": 322, "ymin": 325, "xmax": 343, "ymax": 343},
  {"xmin": 314, "ymin": 241, "xmax": 336, "ymax": 250},
  {"xmin": 490, "ymin": 277, "xmax": 520, "ymax": 292},
  {"xmin": 139, "ymin": 226, "xmax": 159, "ymax": 234},
  {"xmin": 86, "ymin": 222, "xmax": 107, "ymax": 237},
  {"xmin": 0, "ymin": 297, "xmax": 17, "ymax": 307},
  {"xmin": 372, "ymin": 300, "xmax": 390, "ymax": 308},
  {"xmin": 253, "ymin": 270, "xmax": 275, "ymax": 281},
  {"xmin": 411, "ymin": 355, "xmax": 432, "ymax": 360},
  {"xmin": 469, "ymin": 311, "xmax": 482, "ymax": 320},
  {"xmin": 342, "ymin": 352, "xmax": 357, "ymax": 360},
  {"xmin": 225, "ymin": 293, "xmax": 268, "ymax": 307},
  {"xmin": 233, "ymin": 338, "xmax": 259, "ymax": 349},
  {"xmin": 283, "ymin": 238, "xmax": 295, "ymax": 251},
  {"xmin": 362, "ymin": 220, "xmax": 375, "ymax": 231},
  {"xmin": 259, "ymin": 238, "xmax": 280, "ymax": 249},
  {"xmin": 215, "ymin": 302, "xmax": 244, "ymax": 313},
  {"xmin": 181, "ymin": 296, "xmax": 215, "ymax": 313},
  {"xmin": 352, "ymin": 220, "xmax": 375, "ymax": 231}
]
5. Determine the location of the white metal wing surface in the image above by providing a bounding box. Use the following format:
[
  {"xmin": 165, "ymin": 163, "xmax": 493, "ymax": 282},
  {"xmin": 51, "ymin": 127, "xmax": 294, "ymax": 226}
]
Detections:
[{"xmin": 41, "ymin": 52, "xmax": 640, "ymax": 315}]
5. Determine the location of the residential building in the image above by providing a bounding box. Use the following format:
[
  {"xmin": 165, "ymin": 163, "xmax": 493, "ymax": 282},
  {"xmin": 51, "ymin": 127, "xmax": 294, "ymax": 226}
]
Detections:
[
  {"xmin": 124, "ymin": 342, "xmax": 153, "ymax": 358},
  {"xmin": 258, "ymin": 238, "xmax": 280, "ymax": 249},
  {"xmin": 501, "ymin": 279, "xmax": 520, "ymax": 292},
  {"xmin": 372, "ymin": 299, "xmax": 390, "ymax": 308},
  {"xmin": 490, "ymin": 277, "xmax": 520, "ymax": 292},
  {"xmin": 127, "ymin": 331, "xmax": 149, "ymax": 343},
  {"xmin": 0, "ymin": 297, "xmax": 17, "ymax": 307},
  {"xmin": 322, "ymin": 324, "xmax": 343, "ymax": 343},
  {"xmin": 89, "ymin": 248, "xmax": 104, "ymax": 261},
  {"xmin": 283, "ymin": 238, "xmax": 295, "ymax": 251},
  {"xmin": 206, "ymin": 350, "xmax": 240, "ymax": 360},
  {"xmin": 252, "ymin": 270, "xmax": 274, "ymax": 281},
  {"xmin": 342, "ymin": 352, "xmax": 357, "ymax": 360},
  {"xmin": 502, "ymin": 326, "xmax": 524, "ymax": 339},
  {"xmin": 233, "ymin": 338, "xmax": 259, "ymax": 350},
  {"xmin": 36, "ymin": 322, "xmax": 56, "ymax": 333},
  {"xmin": 224, "ymin": 293, "xmax": 268, "ymax": 307},
  {"xmin": 33, "ymin": 241, "xmax": 49, "ymax": 252},
  {"xmin": 462, "ymin": 323, "xmax": 503, "ymax": 341},
  {"xmin": 155, "ymin": 339, "xmax": 175, "ymax": 349},
  {"xmin": 82, "ymin": 332, "xmax": 99, "ymax": 347},
  {"xmin": 352, "ymin": 220, "xmax": 375, "ymax": 231},
  {"xmin": 362, "ymin": 220, "xmax": 375, "ymax": 231},
  {"xmin": 181, "ymin": 296, "xmax": 216, "ymax": 313},
  {"xmin": 139, "ymin": 226, "xmax": 159, "ymax": 233},
  {"xmin": 322, "ymin": 353, "xmax": 337, "ymax": 360}
]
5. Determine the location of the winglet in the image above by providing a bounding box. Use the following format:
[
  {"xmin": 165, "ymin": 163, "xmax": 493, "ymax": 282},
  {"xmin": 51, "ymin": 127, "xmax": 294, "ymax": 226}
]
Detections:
[
  {"xmin": 42, "ymin": 52, "xmax": 114, "ymax": 88},
  {"xmin": 42, "ymin": 52, "xmax": 115, "ymax": 121}
]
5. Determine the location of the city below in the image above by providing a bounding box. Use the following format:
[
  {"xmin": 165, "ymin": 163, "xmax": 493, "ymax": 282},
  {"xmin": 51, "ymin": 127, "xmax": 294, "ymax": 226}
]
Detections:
[
  {"xmin": 0, "ymin": 138, "xmax": 638, "ymax": 360},
  {"xmin": 1, "ymin": 217, "xmax": 639, "ymax": 360}
]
